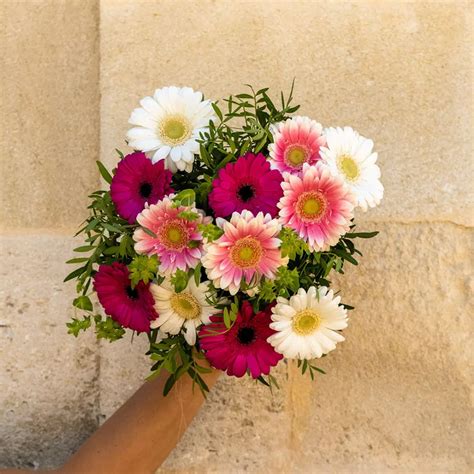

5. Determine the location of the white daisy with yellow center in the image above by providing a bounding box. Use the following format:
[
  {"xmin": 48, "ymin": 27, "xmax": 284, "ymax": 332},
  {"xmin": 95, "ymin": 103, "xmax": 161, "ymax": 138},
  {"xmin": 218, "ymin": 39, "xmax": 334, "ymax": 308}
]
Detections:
[
  {"xmin": 319, "ymin": 126, "xmax": 384, "ymax": 211},
  {"xmin": 267, "ymin": 286, "xmax": 348, "ymax": 360},
  {"xmin": 150, "ymin": 278, "xmax": 219, "ymax": 345},
  {"xmin": 127, "ymin": 86, "xmax": 215, "ymax": 173}
]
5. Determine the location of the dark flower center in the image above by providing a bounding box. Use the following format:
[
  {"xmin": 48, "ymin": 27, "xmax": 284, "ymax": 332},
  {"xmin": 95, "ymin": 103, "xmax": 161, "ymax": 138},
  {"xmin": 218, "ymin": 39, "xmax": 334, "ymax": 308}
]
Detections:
[
  {"xmin": 237, "ymin": 326, "xmax": 256, "ymax": 345},
  {"xmin": 139, "ymin": 182, "xmax": 153, "ymax": 198},
  {"xmin": 126, "ymin": 286, "xmax": 139, "ymax": 300},
  {"xmin": 237, "ymin": 184, "xmax": 255, "ymax": 202}
]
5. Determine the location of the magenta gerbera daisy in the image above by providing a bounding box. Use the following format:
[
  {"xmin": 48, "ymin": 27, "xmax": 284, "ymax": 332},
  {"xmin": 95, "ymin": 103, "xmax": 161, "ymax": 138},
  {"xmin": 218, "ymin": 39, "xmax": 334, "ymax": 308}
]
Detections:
[
  {"xmin": 208, "ymin": 153, "xmax": 283, "ymax": 218},
  {"xmin": 278, "ymin": 164, "xmax": 355, "ymax": 251},
  {"xmin": 110, "ymin": 151, "xmax": 173, "ymax": 224},
  {"xmin": 202, "ymin": 210, "xmax": 284, "ymax": 295},
  {"xmin": 93, "ymin": 262, "xmax": 158, "ymax": 333},
  {"xmin": 133, "ymin": 196, "xmax": 210, "ymax": 273},
  {"xmin": 198, "ymin": 301, "xmax": 283, "ymax": 378},
  {"xmin": 268, "ymin": 116, "xmax": 326, "ymax": 174}
]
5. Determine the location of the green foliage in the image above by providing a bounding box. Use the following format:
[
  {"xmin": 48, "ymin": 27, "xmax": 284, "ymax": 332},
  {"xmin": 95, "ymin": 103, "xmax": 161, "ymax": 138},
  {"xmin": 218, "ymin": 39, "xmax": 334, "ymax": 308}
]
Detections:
[
  {"xmin": 256, "ymin": 373, "xmax": 280, "ymax": 391},
  {"xmin": 258, "ymin": 267, "xmax": 300, "ymax": 303},
  {"xmin": 258, "ymin": 280, "xmax": 277, "ymax": 303},
  {"xmin": 170, "ymin": 269, "xmax": 189, "ymax": 293},
  {"xmin": 202, "ymin": 83, "xmax": 298, "ymax": 161},
  {"xmin": 198, "ymin": 223, "xmax": 224, "ymax": 242},
  {"xmin": 178, "ymin": 210, "xmax": 200, "ymax": 221},
  {"xmin": 94, "ymin": 315, "xmax": 126, "ymax": 342},
  {"xmin": 64, "ymin": 161, "xmax": 136, "ymax": 300},
  {"xmin": 147, "ymin": 332, "xmax": 212, "ymax": 396},
  {"xmin": 67, "ymin": 315, "xmax": 92, "ymax": 337},
  {"xmin": 128, "ymin": 255, "xmax": 159, "ymax": 286},
  {"xmin": 73, "ymin": 295, "xmax": 93, "ymax": 312},
  {"xmin": 66, "ymin": 314, "xmax": 125, "ymax": 342},
  {"xmin": 279, "ymin": 227, "xmax": 309, "ymax": 260},
  {"xmin": 172, "ymin": 189, "xmax": 196, "ymax": 207},
  {"xmin": 297, "ymin": 359, "xmax": 326, "ymax": 381},
  {"xmin": 222, "ymin": 296, "xmax": 239, "ymax": 329}
]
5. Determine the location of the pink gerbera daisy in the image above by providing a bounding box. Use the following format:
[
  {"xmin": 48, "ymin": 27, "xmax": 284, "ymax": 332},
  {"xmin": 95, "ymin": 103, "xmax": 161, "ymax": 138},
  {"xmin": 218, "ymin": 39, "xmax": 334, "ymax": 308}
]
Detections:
[
  {"xmin": 198, "ymin": 301, "xmax": 283, "ymax": 378},
  {"xmin": 133, "ymin": 196, "xmax": 210, "ymax": 273},
  {"xmin": 93, "ymin": 262, "xmax": 158, "ymax": 333},
  {"xmin": 278, "ymin": 164, "xmax": 355, "ymax": 251},
  {"xmin": 208, "ymin": 153, "xmax": 283, "ymax": 218},
  {"xmin": 110, "ymin": 152, "xmax": 173, "ymax": 224},
  {"xmin": 202, "ymin": 210, "xmax": 284, "ymax": 295},
  {"xmin": 268, "ymin": 116, "xmax": 326, "ymax": 174}
]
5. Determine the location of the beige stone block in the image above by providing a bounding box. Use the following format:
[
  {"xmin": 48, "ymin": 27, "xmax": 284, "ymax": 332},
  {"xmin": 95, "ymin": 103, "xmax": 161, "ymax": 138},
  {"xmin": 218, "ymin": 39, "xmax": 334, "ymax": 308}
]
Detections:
[
  {"xmin": 100, "ymin": 0, "xmax": 473, "ymax": 226},
  {"xmin": 0, "ymin": 0, "xmax": 100, "ymax": 229},
  {"xmin": 287, "ymin": 222, "xmax": 473, "ymax": 472},
  {"xmin": 0, "ymin": 234, "xmax": 99, "ymax": 469}
]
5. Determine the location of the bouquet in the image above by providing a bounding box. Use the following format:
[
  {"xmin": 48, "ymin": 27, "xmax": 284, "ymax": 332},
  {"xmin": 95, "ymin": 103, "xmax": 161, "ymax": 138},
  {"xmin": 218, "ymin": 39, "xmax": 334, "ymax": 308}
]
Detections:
[{"xmin": 65, "ymin": 84, "xmax": 383, "ymax": 395}]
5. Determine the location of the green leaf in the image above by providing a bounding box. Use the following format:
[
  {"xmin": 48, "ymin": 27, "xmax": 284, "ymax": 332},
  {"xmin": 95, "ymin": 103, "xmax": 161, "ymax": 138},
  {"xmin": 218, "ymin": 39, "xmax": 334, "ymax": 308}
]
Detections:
[
  {"xmin": 174, "ymin": 189, "xmax": 195, "ymax": 206},
  {"xmin": 223, "ymin": 307, "xmax": 231, "ymax": 329},
  {"xmin": 73, "ymin": 295, "xmax": 93, "ymax": 312},
  {"xmin": 256, "ymin": 375, "xmax": 270, "ymax": 387},
  {"xmin": 345, "ymin": 231, "xmax": 379, "ymax": 239},
  {"xmin": 96, "ymin": 161, "xmax": 113, "ymax": 184},
  {"xmin": 170, "ymin": 269, "xmax": 189, "ymax": 293},
  {"xmin": 163, "ymin": 374, "xmax": 177, "ymax": 396},
  {"xmin": 66, "ymin": 316, "xmax": 91, "ymax": 337},
  {"xmin": 194, "ymin": 263, "xmax": 202, "ymax": 286},
  {"xmin": 64, "ymin": 266, "xmax": 87, "ymax": 282},
  {"xmin": 102, "ymin": 223, "xmax": 123, "ymax": 233},
  {"xmin": 95, "ymin": 316, "xmax": 125, "ymax": 342},
  {"xmin": 178, "ymin": 210, "xmax": 199, "ymax": 221},
  {"xmin": 211, "ymin": 102, "xmax": 223, "ymax": 121},
  {"xmin": 73, "ymin": 245, "xmax": 95, "ymax": 253},
  {"xmin": 66, "ymin": 257, "xmax": 89, "ymax": 264}
]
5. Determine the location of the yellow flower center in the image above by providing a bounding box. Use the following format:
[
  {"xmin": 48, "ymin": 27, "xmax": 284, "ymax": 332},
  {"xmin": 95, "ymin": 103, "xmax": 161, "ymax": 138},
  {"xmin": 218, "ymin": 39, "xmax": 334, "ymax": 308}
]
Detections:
[
  {"xmin": 338, "ymin": 154, "xmax": 359, "ymax": 181},
  {"xmin": 285, "ymin": 145, "xmax": 308, "ymax": 168},
  {"xmin": 292, "ymin": 309, "xmax": 321, "ymax": 335},
  {"xmin": 230, "ymin": 237, "xmax": 263, "ymax": 268},
  {"xmin": 159, "ymin": 220, "xmax": 188, "ymax": 250},
  {"xmin": 159, "ymin": 115, "xmax": 191, "ymax": 145},
  {"xmin": 296, "ymin": 191, "xmax": 327, "ymax": 222},
  {"xmin": 170, "ymin": 293, "xmax": 201, "ymax": 320}
]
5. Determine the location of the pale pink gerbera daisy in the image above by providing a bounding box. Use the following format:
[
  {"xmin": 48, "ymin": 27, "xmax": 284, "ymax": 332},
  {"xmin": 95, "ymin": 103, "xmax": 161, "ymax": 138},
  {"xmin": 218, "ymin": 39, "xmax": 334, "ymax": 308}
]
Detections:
[
  {"xmin": 278, "ymin": 164, "xmax": 355, "ymax": 251},
  {"xmin": 134, "ymin": 196, "xmax": 210, "ymax": 273},
  {"xmin": 202, "ymin": 211, "xmax": 285, "ymax": 295},
  {"xmin": 268, "ymin": 116, "xmax": 326, "ymax": 174}
]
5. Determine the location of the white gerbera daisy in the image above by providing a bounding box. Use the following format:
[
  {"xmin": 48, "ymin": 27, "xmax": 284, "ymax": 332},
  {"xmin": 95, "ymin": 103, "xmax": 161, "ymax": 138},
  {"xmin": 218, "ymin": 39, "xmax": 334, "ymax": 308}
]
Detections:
[
  {"xmin": 126, "ymin": 86, "xmax": 215, "ymax": 173},
  {"xmin": 319, "ymin": 126, "xmax": 384, "ymax": 211},
  {"xmin": 150, "ymin": 278, "xmax": 219, "ymax": 345},
  {"xmin": 267, "ymin": 286, "xmax": 348, "ymax": 360}
]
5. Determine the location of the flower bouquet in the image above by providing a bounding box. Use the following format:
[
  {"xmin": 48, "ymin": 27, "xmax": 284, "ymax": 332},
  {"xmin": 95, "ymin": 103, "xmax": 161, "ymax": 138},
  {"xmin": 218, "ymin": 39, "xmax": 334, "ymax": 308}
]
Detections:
[{"xmin": 65, "ymin": 84, "xmax": 383, "ymax": 395}]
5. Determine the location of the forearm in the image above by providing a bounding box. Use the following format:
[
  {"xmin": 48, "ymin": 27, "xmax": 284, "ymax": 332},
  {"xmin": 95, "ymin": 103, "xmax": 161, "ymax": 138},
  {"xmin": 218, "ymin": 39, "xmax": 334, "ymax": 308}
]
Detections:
[{"xmin": 59, "ymin": 368, "xmax": 219, "ymax": 474}]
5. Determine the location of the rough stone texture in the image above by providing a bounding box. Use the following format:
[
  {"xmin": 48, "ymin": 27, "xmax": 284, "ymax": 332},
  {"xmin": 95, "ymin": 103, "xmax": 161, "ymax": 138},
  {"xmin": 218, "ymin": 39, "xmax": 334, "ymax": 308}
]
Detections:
[
  {"xmin": 287, "ymin": 222, "xmax": 473, "ymax": 473},
  {"xmin": 0, "ymin": 0, "xmax": 100, "ymax": 229},
  {"xmin": 100, "ymin": 0, "xmax": 473, "ymax": 226},
  {"xmin": 0, "ymin": 235, "xmax": 99, "ymax": 469},
  {"xmin": 0, "ymin": 0, "xmax": 473, "ymax": 472}
]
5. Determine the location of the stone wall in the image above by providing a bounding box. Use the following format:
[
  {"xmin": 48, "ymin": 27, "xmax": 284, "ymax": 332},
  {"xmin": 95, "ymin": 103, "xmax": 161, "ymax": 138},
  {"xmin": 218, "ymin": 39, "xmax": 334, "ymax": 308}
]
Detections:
[{"xmin": 1, "ymin": 0, "xmax": 472, "ymax": 471}]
